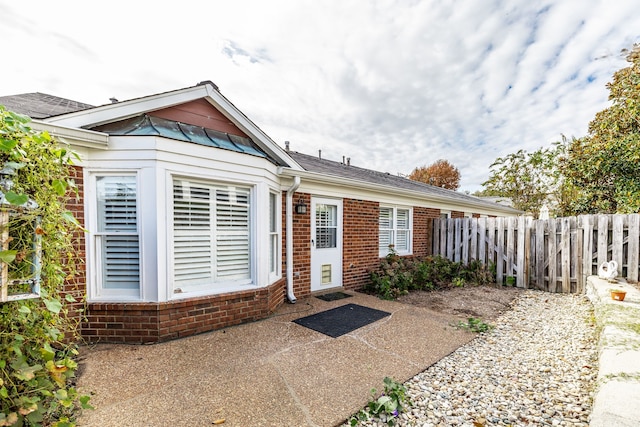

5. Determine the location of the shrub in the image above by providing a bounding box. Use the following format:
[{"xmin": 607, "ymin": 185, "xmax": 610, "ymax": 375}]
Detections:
[{"xmin": 367, "ymin": 254, "xmax": 497, "ymax": 300}]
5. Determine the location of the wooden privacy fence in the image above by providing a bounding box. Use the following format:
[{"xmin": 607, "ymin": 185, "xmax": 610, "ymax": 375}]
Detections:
[{"xmin": 432, "ymin": 214, "xmax": 640, "ymax": 293}]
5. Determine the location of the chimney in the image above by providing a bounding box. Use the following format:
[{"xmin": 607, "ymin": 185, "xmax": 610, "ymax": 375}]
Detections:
[
  {"xmin": 318, "ymin": 150, "xmax": 322, "ymax": 159},
  {"xmin": 347, "ymin": 157, "xmax": 351, "ymax": 166},
  {"xmin": 342, "ymin": 155, "xmax": 345, "ymax": 164},
  {"xmin": 285, "ymin": 141, "xmax": 290, "ymax": 151}
]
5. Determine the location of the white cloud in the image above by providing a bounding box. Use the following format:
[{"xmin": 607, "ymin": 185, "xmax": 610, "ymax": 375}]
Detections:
[{"xmin": 1, "ymin": 0, "xmax": 638, "ymax": 191}]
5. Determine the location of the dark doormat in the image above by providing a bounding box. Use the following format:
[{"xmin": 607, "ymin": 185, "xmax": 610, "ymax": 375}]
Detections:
[
  {"xmin": 315, "ymin": 291, "xmax": 352, "ymax": 302},
  {"xmin": 293, "ymin": 303, "xmax": 391, "ymax": 338}
]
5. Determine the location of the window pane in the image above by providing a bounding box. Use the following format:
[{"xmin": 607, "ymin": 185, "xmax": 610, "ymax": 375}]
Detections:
[
  {"xmin": 316, "ymin": 204, "xmax": 337, "ymax": 249},
  {"xmin": 269, "ymin": 193, "xmax": 278, "ymax": 274},
  {"xmin": 269, "ymin": 193, "xmax": 277, "ymax": 233},
  {"xmin": 97, "ymin": 176, "xmax": 137, "ymax": 232},
  {"xmin": 397, "ymin": 209, "xmax": 409, "ymax": 229},
  {"xmin": 379, "ymin": 230, "xmax": 393, "ymax": 253},
  {"xmin": 101, "ymin": 235, "xmax": 139, "ymax": 289},
  {"xmin": 396, "ymin": 230, "xmax": 409, "ymax": 251},
  {"xmin": 379, "ymin": 207, "xmax": 392, "ymax": 229}
]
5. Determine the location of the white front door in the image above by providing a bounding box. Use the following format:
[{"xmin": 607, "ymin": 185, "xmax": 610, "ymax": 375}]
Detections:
[{"xmin": 310, "ymin": 198, "xmax": 343, "ymax": 292}]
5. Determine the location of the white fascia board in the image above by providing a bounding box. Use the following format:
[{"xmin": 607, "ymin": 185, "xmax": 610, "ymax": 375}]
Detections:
[
  {"xmin": 30, "ymin": 120, "xmax": 108, "ymax": 150},
  {"xmin": 44, "ymin": 86, "xmax": 212, "ymax": 128},
  {"xmin": 279, "ymin": 168, "xmax": 522, "ymax": 216}
]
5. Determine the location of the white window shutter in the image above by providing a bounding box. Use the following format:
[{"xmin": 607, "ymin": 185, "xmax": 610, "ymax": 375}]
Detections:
[
  {"xmin": 173, "ymin": 181, "xmax": 213, "ymax": 286},
  {"xmin": 215, "ymin": 188, "xmax": 250, "ymax": 280},
  {"xmin": 96, "ymin": 176, "xmax": 139, "ymax": 290}
]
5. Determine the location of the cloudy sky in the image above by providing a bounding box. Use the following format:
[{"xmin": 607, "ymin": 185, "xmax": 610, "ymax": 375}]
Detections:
[{"xmin": 1, "ymin": 0, "xmax": 638, "ymax": 191}]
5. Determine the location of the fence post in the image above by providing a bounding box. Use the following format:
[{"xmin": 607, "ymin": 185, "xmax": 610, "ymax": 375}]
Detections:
[
  {"xmin": 478, "ymin": 217, "xmax": 486, "ymax": 264},
  {"xmin": 561, "ymin": 217, "xmax": 571, "ymax": 293},
  {"xmin": 629, "ymin": 214, "xmax": 640, "ymax": 282},
  {"xmin": 597, "ymin": 215, "xmax": 609, "ymax": 268}
]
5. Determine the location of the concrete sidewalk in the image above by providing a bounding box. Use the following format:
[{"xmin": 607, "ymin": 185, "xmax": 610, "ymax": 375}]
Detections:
[
  {"xmin": 76, "ymin": 291, "xmax": 474, "ymax": 427},
  {"xmin": 587, "ymin": 276, "xmax": 640, "ymax": 427}
]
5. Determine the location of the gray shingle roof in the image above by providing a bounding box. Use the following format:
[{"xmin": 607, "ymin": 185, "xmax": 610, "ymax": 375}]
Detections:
[
  {"xmin": 0, "ymin": 93, "xmax": 93, "ymax": 119},
  {"xmin": 288, "ymin": 151, "xmax": 521, "ymax": 213}
]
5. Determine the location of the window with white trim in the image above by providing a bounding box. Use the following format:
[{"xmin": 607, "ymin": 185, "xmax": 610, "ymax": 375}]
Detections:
[
  {"xmin": 173, "ymin": 179, "xmax": 251, "ymax": 291},
  {"xmin": 269, "ymin": 192, "xmax": 279, "ymax": 276},
  {"xmin": 95, "ymin": 175, "xmax": 140, "ymax": 294},
  {"xmin": 379, "ymin": 206, "xmax": 411, "ymax": 256}
]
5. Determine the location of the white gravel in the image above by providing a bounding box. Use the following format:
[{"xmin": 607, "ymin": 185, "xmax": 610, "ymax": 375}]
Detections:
[{"xmin": 347, "ymin": 290, "xmax": 599, "ymax": 427}]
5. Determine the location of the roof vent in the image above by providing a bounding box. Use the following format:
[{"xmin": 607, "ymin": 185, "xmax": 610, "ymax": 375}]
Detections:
[
  {"xmin": 285, "ymin": 141, "xmax": 290, "ymax": 151},
  {"xmin": 318, "ymin": 149, "xmax": 322, "ymax": 159},
  {"xmin": 109, "ymin": 97, "xmax": 118, "ymax": 103}
]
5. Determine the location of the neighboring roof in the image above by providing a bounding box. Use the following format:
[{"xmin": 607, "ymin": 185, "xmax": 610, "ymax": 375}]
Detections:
[
  {"xmin": 287, "ymin": 151, "xmax": 522, "ymax": 214},
  {"xmin": 91, "ymin": 114, "xmax": 268, "ymax": 158},
  {"xmin": 0, "ymin": 92, "xmax": 94, "ymax": 118}
]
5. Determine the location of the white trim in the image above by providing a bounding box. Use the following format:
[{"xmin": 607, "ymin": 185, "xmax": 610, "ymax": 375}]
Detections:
[
  {"xmin": 85, "ymin": 170, "xmax": 143, "ymax": 301},
  {"xmin": 30, "ymin": 120, "xmax": 108, "ymax": 149},
  {"xmin": 279, "ymin": 169, "xmax": 520, "ymax": 217}
]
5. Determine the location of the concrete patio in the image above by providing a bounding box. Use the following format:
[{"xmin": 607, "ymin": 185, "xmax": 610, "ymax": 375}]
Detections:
[{"xmin": 76, "ymin": 291, "xmax": 475, "ymax": 427}]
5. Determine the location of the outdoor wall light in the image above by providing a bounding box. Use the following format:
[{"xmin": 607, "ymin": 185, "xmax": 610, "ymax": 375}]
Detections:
[{"xmin": 295, "ymin": 197, "xmax": 307, "ymax": 214}]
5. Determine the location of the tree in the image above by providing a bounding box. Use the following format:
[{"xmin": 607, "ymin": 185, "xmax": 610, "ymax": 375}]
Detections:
[
  {"xmin": 477, "ymin": 143, "xmax": 566, "ymax": 217},
  {"xmin": 409, "ymin": 159, "xmax": 461, "ymax": 190},
  {"xmin": 560, "ymin": 44, "xmax": 640, "ymax": 214}
]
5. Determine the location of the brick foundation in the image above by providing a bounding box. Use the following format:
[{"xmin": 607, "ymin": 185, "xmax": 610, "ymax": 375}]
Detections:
[{"xmin": 83, "ymin": 278, "xmax": 286, "ymax": 343}]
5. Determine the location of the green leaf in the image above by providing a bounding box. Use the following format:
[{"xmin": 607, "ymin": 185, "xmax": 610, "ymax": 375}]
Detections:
[
  {"xmin": 13, "ymin": 363, "xmax": 42, "ymax": 381},
  {"xmin": 79, "ymin": 395, "xmax": 94, "ymax": 410},
  {"xmin": 41, "ymin": 343, "xmax": 55, "ymax": 362},
  {"xmin": 18, "ymin": 305, "xmax": 31, "ymax": 314},
  {"xmin": 51, "ymin": 179, "xmax": 67, "ymax": 196},
  {"xmin": 0, "ymin": 250, "xmax": 17, "ymax": 263},
  {"xmin": 43, "ymin": 298, "xmax": 62, "ymax": 314},
  {"xmin": 65, "ymin": 293, "xmax": 77, "ymax": 303},
  {"xmin": 0, "ymin": 137, "xmax": 18, "ymax": 151},
  {"xmin": 0, "ymin": 386, "xmax": 7, "ymax": 398},
  {"xmin": 4, "ymin": 191, "xmax": 29, "ymax": 206},
  {"xmin": 61, "ymin": 210, "xmax": 79, "ymax": 226}
]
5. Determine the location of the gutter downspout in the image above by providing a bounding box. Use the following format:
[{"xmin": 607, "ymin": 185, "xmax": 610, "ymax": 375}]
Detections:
[{"xmin": 285, "ymin": 176, "xmax": 301, "ymax": 303}]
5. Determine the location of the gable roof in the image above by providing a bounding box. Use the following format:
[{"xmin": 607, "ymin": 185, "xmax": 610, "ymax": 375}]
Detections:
[
  {"xmin": 0, "ymin": 92, "xmax": 94, "ymax": 118},
  {"xmin": 286, "ymin": 151, "xmax": 522, "ymax": 214}
]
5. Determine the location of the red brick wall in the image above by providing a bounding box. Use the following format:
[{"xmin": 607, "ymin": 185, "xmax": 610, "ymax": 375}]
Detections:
[
  {"xmin": 83, "ymin": 278, "xmax": 286, "ymax": 343},
  {"xmin": 451, "ymin": 210, "xmax": 465, "ymax": 218},
  {"xmin": 415, "ymin": 207, "xmax": 441, "ymax": 257},
  {"xmin": 287, "ymin": 192, "xmax": 312, "ymax": 298},
  {"xmin": 63, "ymin": 165, "xmax": 87, "ymax": 328},
  {"xmin": 342, "ymin": 198, "xmax": 379, "ymax": 290}
]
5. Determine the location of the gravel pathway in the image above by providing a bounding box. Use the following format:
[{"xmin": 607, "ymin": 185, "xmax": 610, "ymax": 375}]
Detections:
[{"xmin": 346, "ymin": 290, "xmax": 598, "ymax": 427}]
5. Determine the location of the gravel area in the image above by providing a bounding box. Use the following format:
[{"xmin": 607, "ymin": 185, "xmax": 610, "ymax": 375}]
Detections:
[{"xmin": 346, "ymin": 290, "xmax": 599, "ymax": 427}]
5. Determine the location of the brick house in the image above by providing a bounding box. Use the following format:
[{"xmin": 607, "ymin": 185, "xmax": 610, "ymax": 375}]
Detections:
[{"xmin": 0, "ymin": 83, "xmax": 520, "ymax": 343}]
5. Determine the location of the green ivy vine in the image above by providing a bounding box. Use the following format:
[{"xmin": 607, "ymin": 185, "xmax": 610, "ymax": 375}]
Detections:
[{"xmin": 0, "ymin": 106, "xmax": 92, "ymax": 426}]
